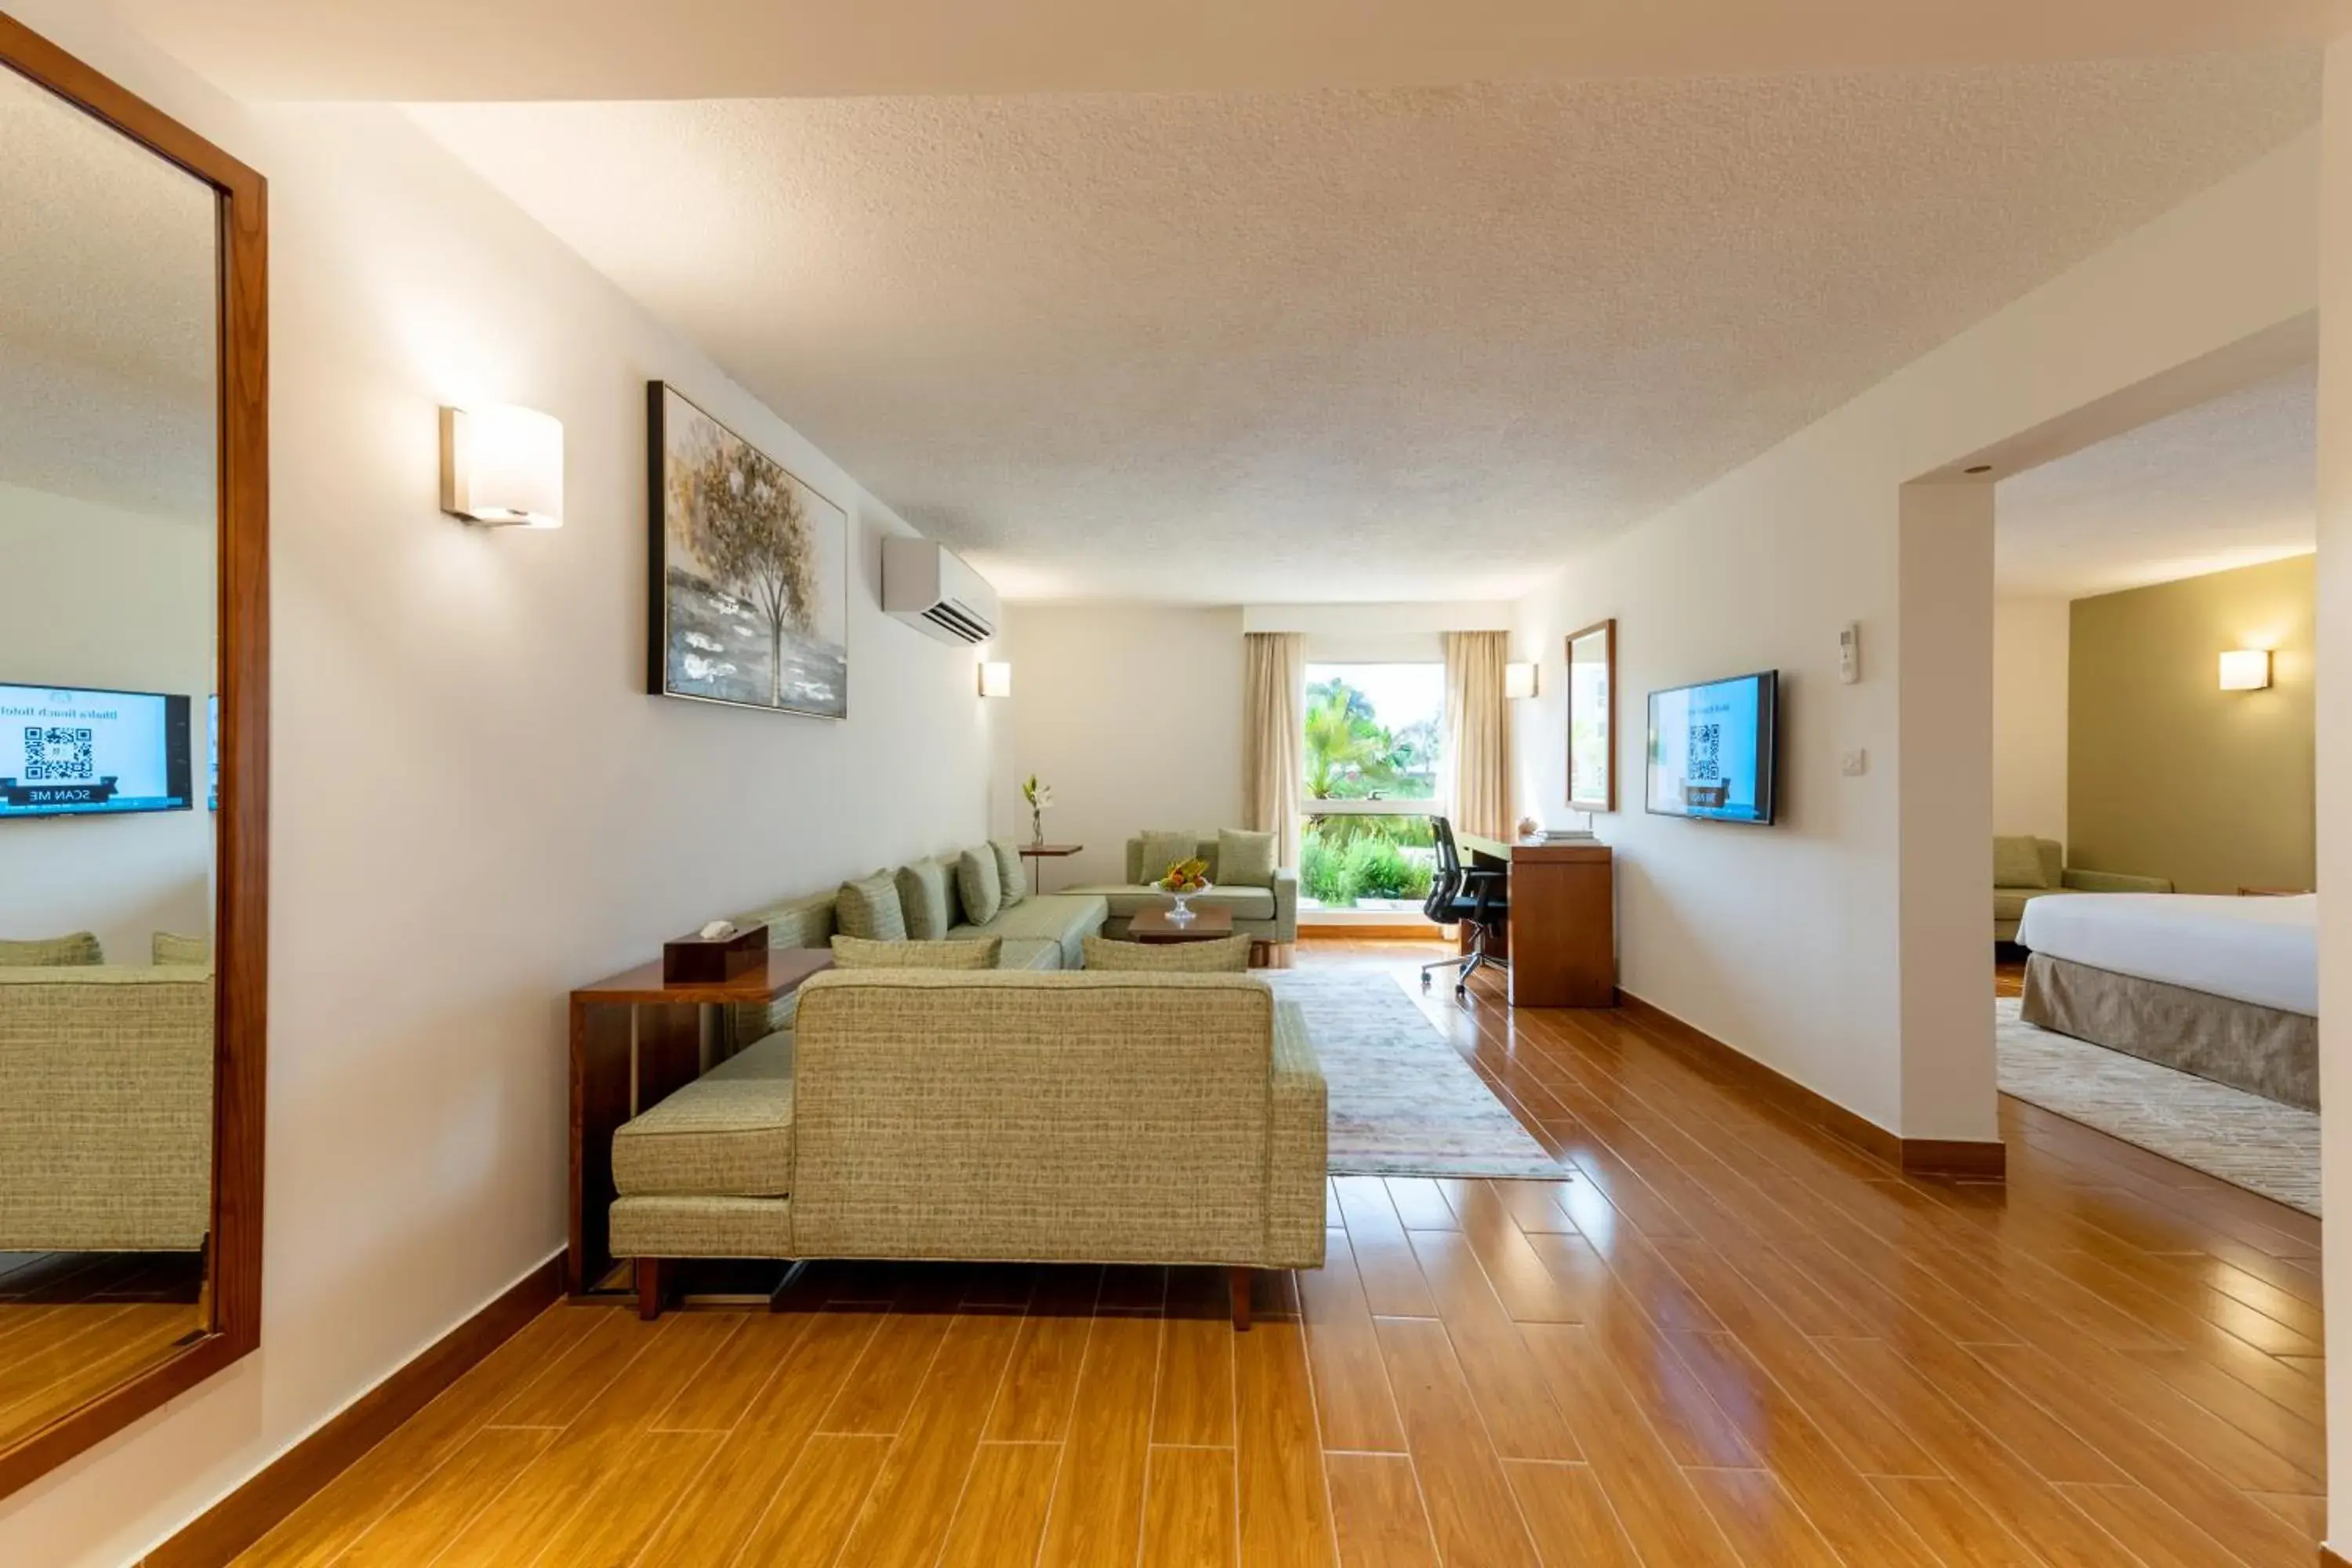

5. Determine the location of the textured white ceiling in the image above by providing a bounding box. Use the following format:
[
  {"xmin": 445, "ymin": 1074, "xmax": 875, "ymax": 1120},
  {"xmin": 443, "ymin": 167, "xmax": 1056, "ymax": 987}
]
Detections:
[
  {"xmin": 1995, "ymin": 367, "xmax": 2315, "ymax": 600},
  {"xmin": 412, "ymin": 56, "xmax": 2315, "ymax": 602},
  {"xmin": 0, "ymin": 68, "xmax": 216, "ymax": 521},
  {"xmin": 111, "ymin": 0, "xmax": 2352, "ymax": 100}
]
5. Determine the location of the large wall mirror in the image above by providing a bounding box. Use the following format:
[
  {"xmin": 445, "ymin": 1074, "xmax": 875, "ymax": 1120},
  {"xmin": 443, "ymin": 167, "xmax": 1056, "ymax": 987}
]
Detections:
[{"xmin": 0, "ymin": 17, "xmax": 267, "ymax": 1501}]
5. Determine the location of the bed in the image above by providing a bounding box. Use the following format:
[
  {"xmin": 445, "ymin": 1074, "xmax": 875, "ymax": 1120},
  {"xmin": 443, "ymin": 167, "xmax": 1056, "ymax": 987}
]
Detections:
[{"xmin": 2014, "ymin": 892, "xmax": 2317, "ymax": 1109}]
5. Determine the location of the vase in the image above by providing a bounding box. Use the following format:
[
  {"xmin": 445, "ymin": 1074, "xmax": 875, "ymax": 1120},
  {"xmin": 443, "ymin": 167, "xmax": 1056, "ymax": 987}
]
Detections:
[{"xmin": 1030, "ymin": 808, "xmax": 1044, "ymax": 847}]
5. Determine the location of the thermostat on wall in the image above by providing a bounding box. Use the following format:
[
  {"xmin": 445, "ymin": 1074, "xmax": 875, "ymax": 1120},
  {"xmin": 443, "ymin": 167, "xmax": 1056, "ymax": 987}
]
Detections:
[{"xmin": 1838, "ymin": 622, "xmax": 1861, "ymax": 685}]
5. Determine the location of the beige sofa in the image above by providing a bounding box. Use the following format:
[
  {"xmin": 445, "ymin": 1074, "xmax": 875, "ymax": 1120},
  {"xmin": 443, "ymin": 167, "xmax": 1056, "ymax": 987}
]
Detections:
[
  {"xmin": 1994, "ymin": 836, "xmax": 2172, "ymax": 943},
  {"xmin": 0, "ymin": 967, "xmax": 214, "ymax": 1252},
  {"xmin": 610, "ymin": 969, "xmax": 1327, "ymax": 1327},
  {"xmin": 1064, "ymin": 833, "xmax": 1299, "ymax": 946}
]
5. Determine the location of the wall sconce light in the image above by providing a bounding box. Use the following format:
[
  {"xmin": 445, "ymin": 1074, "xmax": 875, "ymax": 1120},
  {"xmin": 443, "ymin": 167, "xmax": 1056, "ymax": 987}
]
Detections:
[
  {"xmin": 1504, "ymin": 662, "xmax": 1539, "ymax": 700},
  {"xmin": 2219, "ymin": 649, "xmax": 2272, "ymax": 691},
  {"xmin": 440, "ymin": 404, "xmax": 564, "ymax": 528},
  {"xmin": 978, "ymin": 661, "xmax": 1014, "ymax": 698}
]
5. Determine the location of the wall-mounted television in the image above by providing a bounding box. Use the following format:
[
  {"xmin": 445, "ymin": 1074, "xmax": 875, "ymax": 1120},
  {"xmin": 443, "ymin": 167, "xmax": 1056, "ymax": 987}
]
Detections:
[
  {"xmin": 0, "ymin": 683, "xmax": 194, "ymax": 818},
  {"xmin": 1645, "ymin": 670, "xmax": 1778, "ymax": 826}
]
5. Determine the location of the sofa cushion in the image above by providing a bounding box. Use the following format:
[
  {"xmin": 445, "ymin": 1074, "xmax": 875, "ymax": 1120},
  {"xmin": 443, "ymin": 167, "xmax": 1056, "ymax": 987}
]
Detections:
[
  {"xmin": 1063, "ymin": 884, "xmax": 1278, "ymax": 920},
  {"xmin": 956, "ymin": 848, "xmax": 1004, "ymax": 925},
  {"xmin": 730, "ymin": 890, "xmax": 839, "ymax": 949},
  {"xmin": 1993, "ymin": 887, "xmax": 2059, "ymax": 924},
  {"xmin": 997, "ymin": 938, "xmax": 1063, "ymax": 971},
  {"xmin": 1083, "ymin": 934, "xmax": 1254, "ymax": 972},
  {"xmin": 950, "ymin": 892, "xmax": 1109, "ymax": 971},
  {"xmin": 835, "ymin": 873, "xmax": 907, "ymax": 942},
  {"xmin": 1993, "ymin": 836, "xmax": 2050, "ymax": 891},
  {"xmin": 991, "ymin": 839, "xmax": 1027, "ymax": 906},
  {"xmin": 832, "ymin": 935, "xmax": 1002, "ymax": 970},
  {"xmin": 1215, "ymin": 829, "xmax": 1277, "ymax": 889},
  {"xmin": 1125, "ymin": 835, "xmax": 1221, "ymax": 885},
  {"xmin": 612, "ymin": 1031, "xmax": 795, "ymax": 1198},
  {"xmin": 1136, "ymin": 831, "xmax": 1203, "ymax": 889},
  {"xmin": 895, "ymin": 858, "xmax": 953, "ymax": 940},
  {"xmin": 151, "ymin": 932, "xmax": 211, "ymax": 966},
  {"xmin": 0, "ymin": 931, "xmax": 103, "ymax": 967}
]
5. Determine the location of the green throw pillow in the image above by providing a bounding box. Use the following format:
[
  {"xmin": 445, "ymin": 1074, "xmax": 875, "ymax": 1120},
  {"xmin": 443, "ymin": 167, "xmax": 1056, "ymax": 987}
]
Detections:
[
  {"xmin": 152, "ymin": 931, "xmax": 211, "ymax": 966},
  {"xmin": 834, "ymin": 872, "xmax": 908, "ymax": 942},
  {"xmin": 895, "ymin": 858, "xmax": 953, "ymax": 940},
  {"xmin": 831, "ymin": 935, "xmax": 1002, "ymax": 970},
  {"xmin": 1082, "ymin": 934, "xmax": 1254, "ymax": 973},
  {"xmin": 1216, "ymin": 829, "xmax": 1277, "ymax": 890},
  {"xmin": 0, "ymin": 931, "xmax": 103, "ymax": 967},
  {"xmin": 991, "ymin": 839, "xmax": 1027, "ymax": 906},
  {"xmin": 1138, "ymin": 830, "xmax": 1203, "ymax": 888},
  {"xmin": 1993, "ymin": 836, "xmax": 2049, "ymax": 890},
  {"xmin": 957, "ymin": 848, "xmax": 1003, "ymax": 925}
]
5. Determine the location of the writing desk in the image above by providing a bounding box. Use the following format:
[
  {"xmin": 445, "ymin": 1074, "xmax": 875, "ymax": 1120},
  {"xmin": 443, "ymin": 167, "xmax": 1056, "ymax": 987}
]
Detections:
[{"xmin": 1458, "ymin": 832, "xmax": 1617, "ymax": 1007}]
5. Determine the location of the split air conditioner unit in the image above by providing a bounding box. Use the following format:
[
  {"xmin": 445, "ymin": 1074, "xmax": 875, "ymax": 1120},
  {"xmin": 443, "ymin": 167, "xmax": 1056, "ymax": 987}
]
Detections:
[{"xmin": 882, "ymin": 536, "xmax": 1000, "ymax": 646}]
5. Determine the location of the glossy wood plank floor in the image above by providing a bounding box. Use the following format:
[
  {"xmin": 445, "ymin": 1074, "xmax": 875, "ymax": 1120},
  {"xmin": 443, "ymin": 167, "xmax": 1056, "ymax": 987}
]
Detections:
[
  {"xmin": 0, "ymin": 1249, "xmax": 205, "ymax": 1455},
  {"xmin": 227, "ymin": 939, "xmax": 2325, "ymax": 1567}
]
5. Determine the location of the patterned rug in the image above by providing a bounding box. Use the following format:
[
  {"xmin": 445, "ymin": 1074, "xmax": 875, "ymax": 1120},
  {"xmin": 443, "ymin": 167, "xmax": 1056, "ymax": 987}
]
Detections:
[
  {"xmin": 1267, "ymin": 969, "xmax": 1563, "ymax": 1178},
  {"xmin": 1996, "ymin": 997, "xmax": 2319, "ymax": 1216}
]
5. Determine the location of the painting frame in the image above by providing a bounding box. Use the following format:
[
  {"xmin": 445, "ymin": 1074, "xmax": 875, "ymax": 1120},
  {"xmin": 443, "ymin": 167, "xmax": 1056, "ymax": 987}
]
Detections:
[
  {"xmin": 1566, "ymin": 618, "xmax": 1617, "ymax": 813},
  {"xmin": 646, "ymin": 380, "xmax": 851, "ymax": 720}
]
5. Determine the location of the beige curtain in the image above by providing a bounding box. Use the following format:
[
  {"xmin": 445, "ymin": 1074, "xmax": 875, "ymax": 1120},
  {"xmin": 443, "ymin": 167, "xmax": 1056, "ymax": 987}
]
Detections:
[
  {"xmin": 1446, "ymin": 630, "xmax": 1515, "ymax": 841},
  {"xmin": 1242, "ymin": 632, "xmax": 1305, "ymax": 866}
]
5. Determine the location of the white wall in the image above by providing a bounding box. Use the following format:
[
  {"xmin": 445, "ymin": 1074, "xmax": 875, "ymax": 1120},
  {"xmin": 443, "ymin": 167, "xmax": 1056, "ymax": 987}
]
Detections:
[
  {"xmin": 0, "ymin": 6, "xmax": 992, "ymax": 1563},
  {"xmin": 2314, "ymin": 33, "xmax": 2351, "ymax": 1552},
  {"xmin": 1990, "ymin": 597, "xmax": 2071, "ymax": 846},
  {"xmin": 0, "ymin": 482, "xmax": 213, "ymax": 961},
  {"xmin": 1515, "ymin": 129, "xmax": 2318, "ymax": 1138},
  {"xmin": 993, "ymin": 605, "xmax": 1244, "ymax": 887}
]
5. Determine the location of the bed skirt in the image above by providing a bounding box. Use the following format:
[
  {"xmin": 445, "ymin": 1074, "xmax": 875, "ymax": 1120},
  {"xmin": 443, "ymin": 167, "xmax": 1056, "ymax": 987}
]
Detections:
[{"xmin": 2020, "ymin": 953, "xmax": 2317, "ymax": 1111}]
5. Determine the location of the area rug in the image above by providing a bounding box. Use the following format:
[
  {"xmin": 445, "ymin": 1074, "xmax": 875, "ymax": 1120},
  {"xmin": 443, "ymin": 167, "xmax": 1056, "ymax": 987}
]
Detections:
[
  {"xmin": 1266, "ymin": 970, "xmax": 1562, "ymax": 1178},
  {"xmin": 1996, "ymin": 997, "xmax": 2319, "ymax": 1216}
]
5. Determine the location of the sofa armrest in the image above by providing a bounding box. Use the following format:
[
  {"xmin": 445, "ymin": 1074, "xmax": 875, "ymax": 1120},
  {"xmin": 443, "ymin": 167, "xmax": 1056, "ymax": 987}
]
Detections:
[
  {"xmin": 1272, "ymin": 868, "xmax": 1299, "ymax": 944},
  {"xmin": 2061, "ymin": 869, "xmax": 2174, "ymax": 895},
  {"xmin": 1265, "ymin": 1001, "xmax": 1327, "ymax": 1269}
]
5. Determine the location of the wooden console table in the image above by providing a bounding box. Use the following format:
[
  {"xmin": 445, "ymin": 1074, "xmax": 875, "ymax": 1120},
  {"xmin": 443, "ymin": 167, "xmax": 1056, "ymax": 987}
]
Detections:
[{"xmin": 567, "ymin": 949, "xmax": 833, "ymax": 1296}]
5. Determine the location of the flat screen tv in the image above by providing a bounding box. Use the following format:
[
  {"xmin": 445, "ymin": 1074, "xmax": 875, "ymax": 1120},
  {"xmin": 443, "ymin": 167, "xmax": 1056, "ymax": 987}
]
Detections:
[
  {"xmin": 0, "ymin": 683, "xmax": 194, "ymax": 818},
  {"xmin": 1645, "ymin": 670, "xmax": 1778, "ymax": 826}
]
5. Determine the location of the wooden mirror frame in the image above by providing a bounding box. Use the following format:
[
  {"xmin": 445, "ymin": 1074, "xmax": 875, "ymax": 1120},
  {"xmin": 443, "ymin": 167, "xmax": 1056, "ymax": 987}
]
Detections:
[
  {"xmin": 1566, "ymin": 619, "xmax": 1617, "ymax": 814},
  {"xmin": 0, "ymin": 15, "xmax": 269, "ymax": 1503}
]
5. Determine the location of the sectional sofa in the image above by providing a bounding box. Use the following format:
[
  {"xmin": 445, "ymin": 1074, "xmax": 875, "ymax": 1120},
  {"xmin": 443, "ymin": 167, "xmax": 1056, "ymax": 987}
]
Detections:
[{"xmin": 1064, "ymin": 833, "xmax": 1299, "ymax": 948}]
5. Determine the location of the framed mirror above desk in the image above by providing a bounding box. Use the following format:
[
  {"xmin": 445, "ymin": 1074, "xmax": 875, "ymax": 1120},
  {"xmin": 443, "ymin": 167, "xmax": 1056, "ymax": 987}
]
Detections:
[{"xmin": 0, "ymin": 15, "xmax": 268, "ymax": 1501}]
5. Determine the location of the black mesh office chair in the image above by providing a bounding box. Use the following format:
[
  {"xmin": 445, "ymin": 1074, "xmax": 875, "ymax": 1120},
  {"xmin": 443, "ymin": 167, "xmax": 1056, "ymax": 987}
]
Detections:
[{"xmin": 1421, "ymin": 817, "xmax": 1508, "ymax": 1000}]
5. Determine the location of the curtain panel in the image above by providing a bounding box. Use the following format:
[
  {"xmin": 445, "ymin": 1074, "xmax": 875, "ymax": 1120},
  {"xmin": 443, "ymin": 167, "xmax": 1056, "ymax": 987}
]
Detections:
[
  {"xmin": 1445, "ymin": 630, "xmax": 1515, "ymax": 841},
  {"xmin": 1242, "ymin": 632, "xmax": 1305, "ymax": 867}
]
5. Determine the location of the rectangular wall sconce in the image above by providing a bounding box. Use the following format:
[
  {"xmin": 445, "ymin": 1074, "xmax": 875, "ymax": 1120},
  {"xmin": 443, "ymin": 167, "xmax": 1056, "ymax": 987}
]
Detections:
[
  {"xmin": 2219, "ymin": 649, "xmax": 2272, "ymax": 691},
  {"xmin": 1504, "ymin": 662, "xmax": 1539, "ymax": 699},
  {"xmin": 440, "ymin": 404, "xmax": 564, "ymax": 528},
  {"xmin": 978, "ymin": 661, "xmax": 1014, "ymax": 698}
]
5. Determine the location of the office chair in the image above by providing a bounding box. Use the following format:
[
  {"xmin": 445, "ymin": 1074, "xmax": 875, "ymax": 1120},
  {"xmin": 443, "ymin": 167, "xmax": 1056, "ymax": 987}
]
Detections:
[{"xmin": 1421, "ymin": 816, "xmax": 1508, "ymax": 1000}]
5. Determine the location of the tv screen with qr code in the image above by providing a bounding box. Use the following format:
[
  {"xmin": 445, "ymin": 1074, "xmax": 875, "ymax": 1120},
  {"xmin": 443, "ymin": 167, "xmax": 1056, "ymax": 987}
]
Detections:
[
  {"xmin": 0, "ymin": 684, "xmax": 194, "ymax": 818},
  {"xmin": 1645, "ymin": 670, "xmax": 1777, "ymax": 825}
]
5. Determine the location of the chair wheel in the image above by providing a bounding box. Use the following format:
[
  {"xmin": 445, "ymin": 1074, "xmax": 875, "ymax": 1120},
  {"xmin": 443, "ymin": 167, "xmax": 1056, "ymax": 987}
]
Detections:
[{"xmin": 1421, "ymin": 973, "xmax": 1432, "ymax": 990}]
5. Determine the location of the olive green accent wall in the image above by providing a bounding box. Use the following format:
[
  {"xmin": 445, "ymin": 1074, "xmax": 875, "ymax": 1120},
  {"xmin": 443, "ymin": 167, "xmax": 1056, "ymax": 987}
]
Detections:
[{"xmin": 2067, "ymin": 554, "xmax": 2315, "ymax": 895}]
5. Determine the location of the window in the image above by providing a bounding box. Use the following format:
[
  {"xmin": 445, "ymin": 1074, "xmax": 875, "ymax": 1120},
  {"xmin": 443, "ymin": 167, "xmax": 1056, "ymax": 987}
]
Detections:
[{"xmin": 1300, "ymin": 662, "xmax": 1444, "ymax": 911}]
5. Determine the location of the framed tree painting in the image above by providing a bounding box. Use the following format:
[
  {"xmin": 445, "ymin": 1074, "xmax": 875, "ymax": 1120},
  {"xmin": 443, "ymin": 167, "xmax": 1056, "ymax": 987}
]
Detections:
[
  {"xmin": 1566, "ymin": 618, "xmax": 1617, "ymax": 812},
  {"xmin": 647, "ymin": 382, "xmax": 850, "ymax": 719}
]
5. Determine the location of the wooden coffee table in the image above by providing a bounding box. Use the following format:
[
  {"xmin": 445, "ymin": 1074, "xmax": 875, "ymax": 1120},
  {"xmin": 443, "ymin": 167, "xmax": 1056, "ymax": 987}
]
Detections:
[{"xmin": 1128, "ymin": 905, "xmax": 1235, "ymax": 943}]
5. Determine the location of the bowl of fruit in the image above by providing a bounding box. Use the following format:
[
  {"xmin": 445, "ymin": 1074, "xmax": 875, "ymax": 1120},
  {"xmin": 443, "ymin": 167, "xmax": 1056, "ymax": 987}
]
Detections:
[{"xmin": 1155, "ymin": 858, "xmax": 1214, "ymax": 922}]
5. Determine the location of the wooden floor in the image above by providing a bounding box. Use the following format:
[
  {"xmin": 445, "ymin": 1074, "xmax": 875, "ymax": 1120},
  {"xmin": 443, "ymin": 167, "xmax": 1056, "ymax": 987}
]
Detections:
[
  {"xmin": 0, "ymin": 1250, "xmax": 205, "ymax": 1454},
  {"xmin": 229, "ymin": 939, "xmax": 2326, "ymax": 1567}
]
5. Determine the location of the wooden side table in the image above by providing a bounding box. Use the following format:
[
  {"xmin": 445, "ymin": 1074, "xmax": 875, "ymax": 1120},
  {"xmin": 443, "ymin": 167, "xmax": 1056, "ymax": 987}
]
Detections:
[
  {"xmin": 567, "ymin": 948, "xmax": 832, "ymax": 1297},
  {"xmin": 1018, "ymin": 843, "xmax": 1083, "ymax": 894}
]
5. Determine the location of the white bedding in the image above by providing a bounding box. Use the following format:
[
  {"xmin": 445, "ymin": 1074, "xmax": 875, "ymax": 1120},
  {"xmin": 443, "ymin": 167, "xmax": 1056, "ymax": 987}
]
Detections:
[{"xmin": 2014, "ymin": 892, "xmax": 2317, "ymax": 1017}]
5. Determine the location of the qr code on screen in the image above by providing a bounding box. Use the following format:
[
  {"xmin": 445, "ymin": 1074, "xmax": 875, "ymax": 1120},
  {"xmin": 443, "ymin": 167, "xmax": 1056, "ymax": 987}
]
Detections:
[
  {"xmin": 1688, "ymin": 722, "xmax": 1722, "ymax": 782},
  {"xmin": 24, "ymin": 727, "xmax": 95, "ymax": 782}
]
